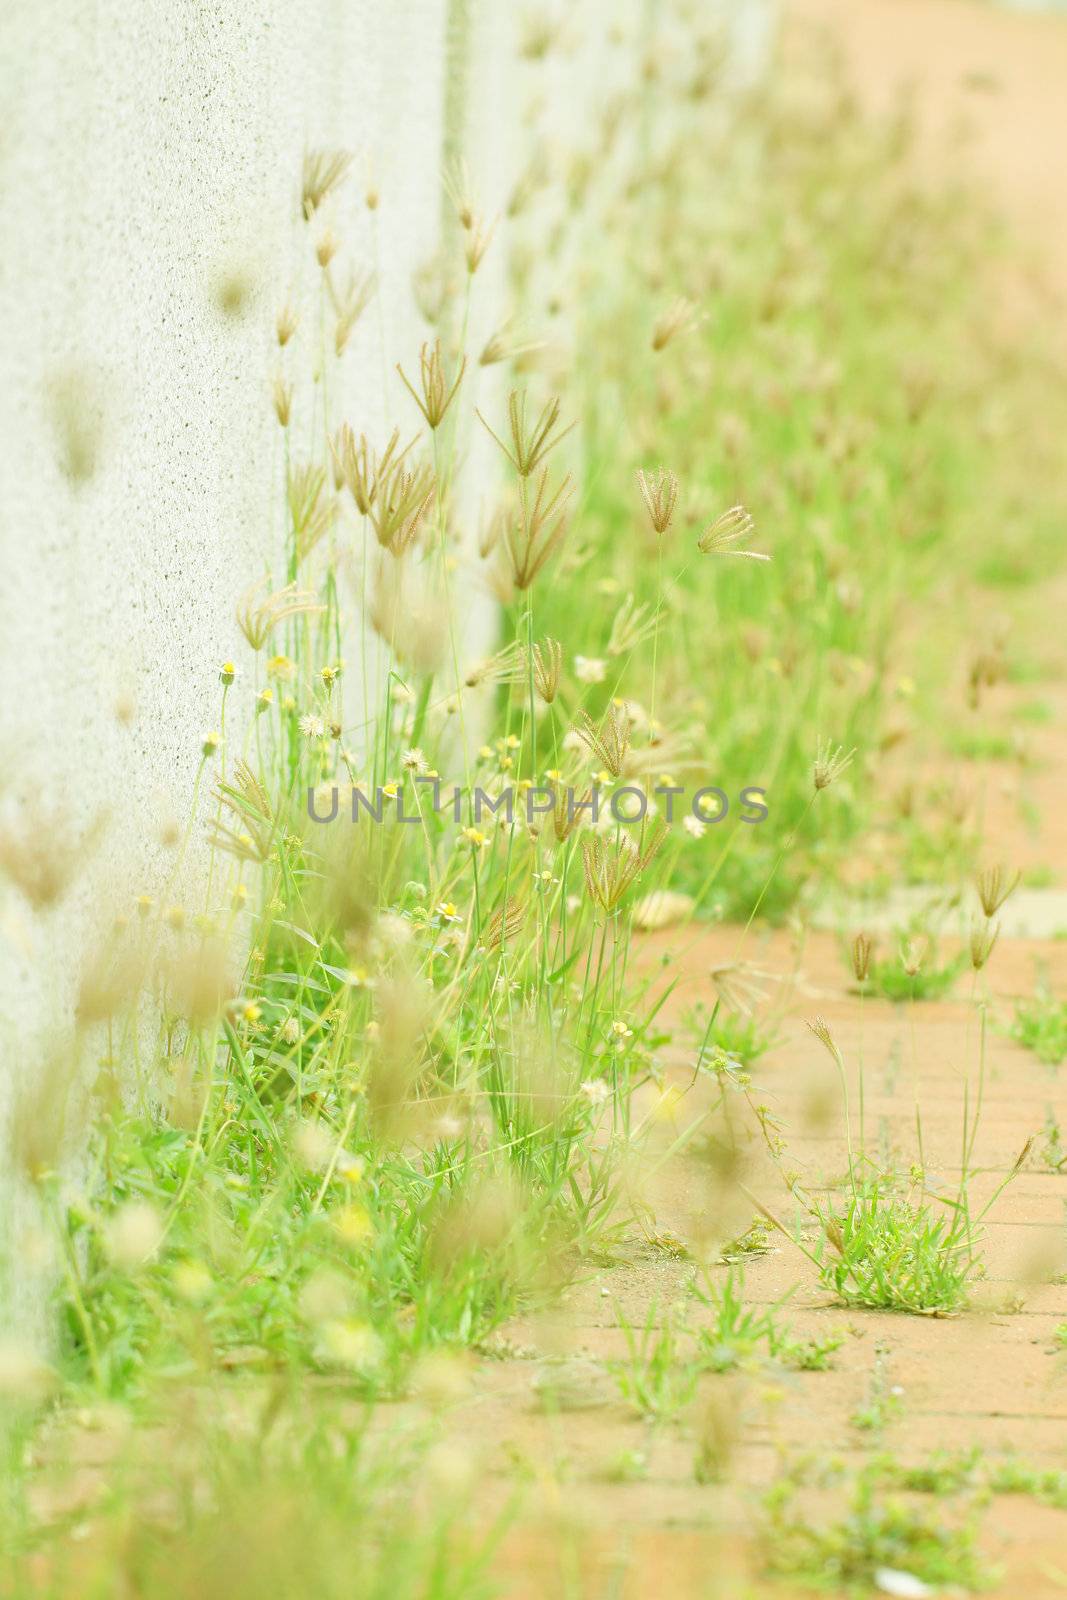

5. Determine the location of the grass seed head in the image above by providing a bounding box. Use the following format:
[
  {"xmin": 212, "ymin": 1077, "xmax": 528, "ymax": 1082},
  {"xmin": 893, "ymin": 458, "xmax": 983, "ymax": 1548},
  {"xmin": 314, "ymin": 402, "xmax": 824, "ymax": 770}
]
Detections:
[
  {"xmin": 969, "ymin": 918, "xmax": 999, "ymax": 972},
  {"xmin": 397, "ymin": 339, "xmax": 466, "ymax": 431},
  {"xmin": 532, "ymin": 637, "xmax": 563, "ymax": 703},
  {"xmin": 636, "ymin": 467, "xmax": 679, "ymax": 535},
  {"xmin": 813, "ymin": 738, "xmax": 855, "ymax": 792},
  {"xmin": 975, "ymin": 863, "xmax": 1020, "ymax": 919},
  {"xmin": 850, "ymin": 931, "xmax": 874, "ymax": 984},
  {"xmin": 301, "ymin": 147, "xmax": 352, "ymax": 219},
  {"xmin": 651, "ymin": 294, "xmax": 700, "ymax": 351},
  {"xmin": 478, "ymin": 390, "xmax": 575, "ymax": 478}
]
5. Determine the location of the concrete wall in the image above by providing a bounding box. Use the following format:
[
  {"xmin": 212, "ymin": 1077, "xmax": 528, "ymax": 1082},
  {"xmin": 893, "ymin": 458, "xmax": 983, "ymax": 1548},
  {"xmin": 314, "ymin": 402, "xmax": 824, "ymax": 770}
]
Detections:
[{"xmin": 0, "ymin": 0, "xmax": 776, "ymax": 1329}]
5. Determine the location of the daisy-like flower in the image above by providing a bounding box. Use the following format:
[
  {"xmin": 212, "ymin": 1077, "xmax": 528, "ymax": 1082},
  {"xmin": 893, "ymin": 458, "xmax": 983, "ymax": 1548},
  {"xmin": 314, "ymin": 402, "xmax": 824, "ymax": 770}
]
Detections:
[
  {"xmin": 219, "ymin": 661, "xmax": 236, "ymax": 686},
  {"xmin": 299, "ymin": 713, "xmax": 326, "ymax": 739},
  {"xmin": 461, "ymin": 827, "xmax": 487, "ymax": 849},
  {"xmin": 436, "ymin": 901, "xmax": 461, "ymax": 924},
  {"xmin": 403, "ymin": 747, "xmax": 427, "ymax": 771},
  {"xmin": 267, "ymin": 654, "xmax": 295, "ymax": 680}
]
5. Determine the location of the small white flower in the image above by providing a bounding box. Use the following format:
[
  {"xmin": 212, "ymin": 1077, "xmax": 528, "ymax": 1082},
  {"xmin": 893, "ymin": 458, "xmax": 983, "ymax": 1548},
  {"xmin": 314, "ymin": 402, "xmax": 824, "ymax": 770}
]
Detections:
[
  {"xmin": 299, "ymin": 713, "xmax": 326, "ymax": 739},
  {"xmin": 683, "ymin": 815, "xmax": 706, "ymax": 840},
  {"xmin": 873, "ymin": 1571, "xmax": 932, "ymax": 1600},
  {"xmin": 580, "ymin": 1079, "xmax": 610, "ymax": 1106},
  {"xmin": 574, "ymin": 655, "xmax": 606, "ymax": 684}
]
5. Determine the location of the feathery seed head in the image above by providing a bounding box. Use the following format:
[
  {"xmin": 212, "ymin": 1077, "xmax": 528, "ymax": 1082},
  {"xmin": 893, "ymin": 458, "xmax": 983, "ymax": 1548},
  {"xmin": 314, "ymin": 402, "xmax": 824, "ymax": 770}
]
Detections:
[
  {"xmin": 813, "ymin": 738, "xmax": 854, "ymax": 792},
  {"xmin": 636, "ymin": 467, "xmax": 679, "ymax": 536},
  {"xmin": 532, "ymin": 637, "xmax": 563, "ymax": 704},
  {"xmin": 975, "ymin": 864, "xmax": 1020, "ymax": 919},
  {"xmin": 302, "ymin": 148, "xmax": 352, "ymax": 219},
  {"xmin": 397, "ymin": 339, "xmax": 466, "ymax": 431}
]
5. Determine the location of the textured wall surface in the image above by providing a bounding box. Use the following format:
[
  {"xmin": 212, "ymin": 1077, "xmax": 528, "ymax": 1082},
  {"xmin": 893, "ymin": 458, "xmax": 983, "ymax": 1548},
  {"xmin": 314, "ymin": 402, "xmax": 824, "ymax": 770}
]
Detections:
[
  {"xmin": 0, "ymin": 0, "xmax": 503, "ymax": 1327},
  {"xmin": 0, "ymin": 0, "xmax": 775, "ymax": 1328}
]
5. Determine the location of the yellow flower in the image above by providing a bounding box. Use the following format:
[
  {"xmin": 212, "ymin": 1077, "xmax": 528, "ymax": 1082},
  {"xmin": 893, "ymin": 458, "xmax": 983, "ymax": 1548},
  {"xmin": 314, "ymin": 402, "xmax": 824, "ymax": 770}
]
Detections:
[
  {"xmin": 242, "ymin": 1001, "xmax": 262, "ymax": 1025},
  {"xmin": 267, "ymin": 654, "xmax": 295, "ymax": 680},
  {"xmin": 333, "ymin": 1204, "xmax": 372, "ymax": 1244},
  {"xmin": 220, "ymin": 661, "xmax": 236, "ymax": 686},
  {"xmin": 461, "ymin": 827, "xmax": 487, "ymax": 848}
]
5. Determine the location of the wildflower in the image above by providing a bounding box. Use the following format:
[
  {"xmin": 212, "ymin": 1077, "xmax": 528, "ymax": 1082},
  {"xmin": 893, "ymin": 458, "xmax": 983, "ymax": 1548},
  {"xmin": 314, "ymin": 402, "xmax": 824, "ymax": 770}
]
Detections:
[
  {"xmin": 280, "ymin": 1016, "xmax": 300, "ymax": 1045},
  {"xmin": 574, "ymin": 654, "xmax": 606, "ymax": 684},
  {"xmin": 813, "ymin": 738, "xmax": 854, "ymax": 792},
  {"xmin": 697, "ymin": 505, "xmax": 767, "ymax": 560},
  {"xmin": 236, "ymin": 579, "xmax": 323, "ymax": 651},
  {"xmin": 402, "ymin": 747, "xmax": 427, "ymax": 771},
  {"xmin": 397, "ymin": 339, "xmax": 466, "ymax": 430},
  {"xmin": 334, "ymin": 1205, "xmax": 372, "ymax": 1245},
  {"xmin": 299, "ymin": 713, "xmax": 326, "ymax": 739},
  {"xmin": 636, "ymin": 467, "xmax": 679, "ymax": 535},
  {"xmin": 532, "ymin": 637, "xmax": 563, "ymax": 703},
  {"xmin": 302, "ymin": 148, "xmax": 351, "ymax": 218},
  {"xmin": 241, "ymin": 1001, "xmax": 261, "ymax": 1026},
  {"xmin": 173, "ymin": 1259, "xmax": 213, "ymax": 1304},
  {"xmin": 136, "ymin": 894, "xmax": 154, "ymax": 917},
  {"xmin": 105, "ymin": 1202, "xmax": 163, "ymax": 1269},
  {"xmin": 683, "ymin": 814, "xmax": 705, "ymax": 839},
  {"xmin": 319, "ymin": 1320, "xmax": 382, "ymax": 1372},
  {"xmin": 461, "ymin": 827, "xmax": 487, "ymax": 850},
  {"xmin": 975, "ymin": 864, "xmax": 1020, "ymax": 919},
  {"xmin": 255, "ymin": 688, "xmax": 273, "ymax": 714},
  {"xmin": 478, "ymin": 390, "xmax": 575, "ymax": 478},
  {"xmin": 219, "ymin": 661, "xmax": 236, "ymax": 686},
  {"xmin": 436, "ymin": 901, "xmax": 461, "ymax": 924},
  {"xmin": 165, "ymin": 906, "xmax": 186, "ymax": 931},
  {"xmin": 276, "ymin": 302, "xmax": 298, "ymax": 346},
  {"xmin": 581, "ymin": 1079, "xmax": 610, "ymax": 1106},
  {"xmin": 319, "ymin": 664, "xmax": 339, "ymax": 690},
  {"xmin": 267, "ymin": 654, "xmax": 294, "ymax": 680},
  {"xmin": 651, "ymin": 295, "xmax": 700, "ymax": 351},
  {"xmin": 610, "ymin": 1019, "xmax": 633, "ymax": 1043}
]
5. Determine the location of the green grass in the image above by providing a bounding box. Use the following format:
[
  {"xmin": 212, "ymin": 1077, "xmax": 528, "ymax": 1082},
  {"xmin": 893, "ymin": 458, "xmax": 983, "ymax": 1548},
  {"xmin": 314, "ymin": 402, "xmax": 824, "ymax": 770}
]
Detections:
[
  {"xmin": 763, "ymin": 1455, "xmax": 991, "ymax": 1593},
  {"xmin": 1010, "ymin": 981, "xmax": 1067, "ymax": 1065},
  {"xmin": 5, "ymin": 8, "xmax": 1067, "ymax": 1595}
]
